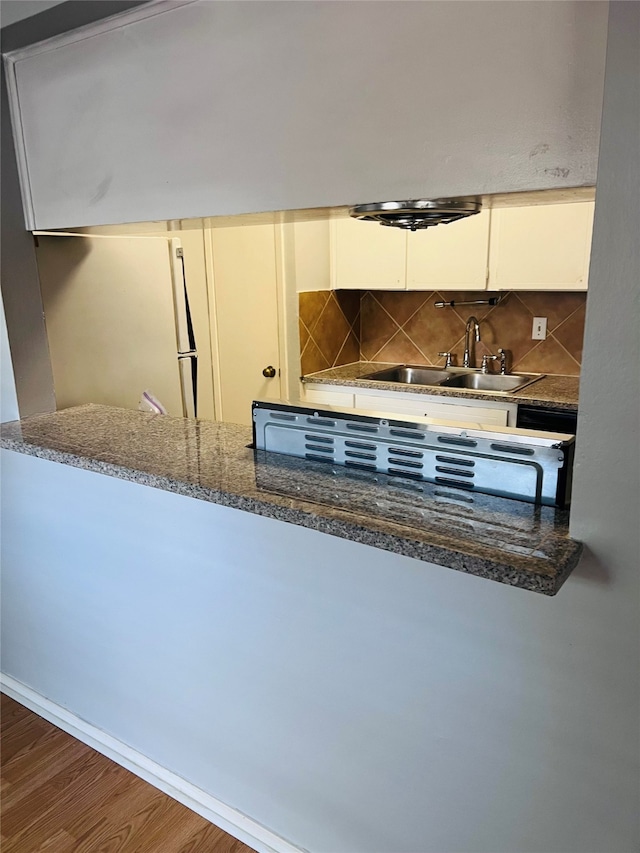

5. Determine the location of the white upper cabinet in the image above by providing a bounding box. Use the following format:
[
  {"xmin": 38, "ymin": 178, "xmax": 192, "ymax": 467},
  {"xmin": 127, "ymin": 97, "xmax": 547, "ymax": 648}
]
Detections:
[
  {"xmin": 331, "ymin": 218, "xmax": 406, "ymax": 290},
  {"xmin": 488, "ymin": 202, "xmax": 595, "ymax": 290},
  {"xmin": 406, "ymin": 210, "xmax": 491, "ymax": 291},
  {"xmin": 331, "ymin": 210, "xmax": 490, "ymax": 292},
  {"xmin": 331, "ymin": 203, "xmax": 595, "ymax": 292}
]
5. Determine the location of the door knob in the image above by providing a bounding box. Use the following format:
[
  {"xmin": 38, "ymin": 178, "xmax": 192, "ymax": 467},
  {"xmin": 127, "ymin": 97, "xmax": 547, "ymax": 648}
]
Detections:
[{"xmin": 262, "ymin": 365, "xmax": 276, "ymax": 378}]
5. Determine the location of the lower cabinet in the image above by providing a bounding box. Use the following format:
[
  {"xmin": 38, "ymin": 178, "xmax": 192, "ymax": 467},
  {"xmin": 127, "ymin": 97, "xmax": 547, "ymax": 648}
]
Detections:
[
  {"xmin": 303, "ymin": 384, "xmax": 517, "ymax": 427},
  {"xmin": 303, "ymin": 387, "xmax": 356, "ymax": 408}
]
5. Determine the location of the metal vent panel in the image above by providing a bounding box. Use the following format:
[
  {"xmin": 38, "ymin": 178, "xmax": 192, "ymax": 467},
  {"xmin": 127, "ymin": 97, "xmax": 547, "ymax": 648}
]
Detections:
[{"xmin": 254, "ymin": 403, "xmax": 574, "ymax": 506}]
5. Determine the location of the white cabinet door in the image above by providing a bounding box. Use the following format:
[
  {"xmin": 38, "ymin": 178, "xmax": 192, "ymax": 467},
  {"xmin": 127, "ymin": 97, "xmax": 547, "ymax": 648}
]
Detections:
[
  {"xmin": 331, "ymin": 218, "xmax": 406, "ymax": 290},
  {"xmin": 406, "ymin": 210, "xmax": 491, "ymax": 291},
  {"xmin": 488, "ymin": 202, "xmax": 595, "ymax": 290}
]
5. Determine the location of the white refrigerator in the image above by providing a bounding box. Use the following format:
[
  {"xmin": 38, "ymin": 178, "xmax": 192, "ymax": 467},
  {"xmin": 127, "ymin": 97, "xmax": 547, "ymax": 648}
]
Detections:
[{"xmin": 35, "ymin": 233, "xmax": 198, "ymax": 417}]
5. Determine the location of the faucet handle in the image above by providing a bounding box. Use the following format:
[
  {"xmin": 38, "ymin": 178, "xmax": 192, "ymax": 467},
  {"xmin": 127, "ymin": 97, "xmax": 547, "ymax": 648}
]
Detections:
[
  {"xmin": 497, "ymin": 348, "xmax": 509, "ymax": 375},
  {"xmin": 481, "ymin": 354, "xmax": 499, "ymax": 374},
  {"xmin": 438, "ymin": 351, "xmax": 455, "ymax": 368}
]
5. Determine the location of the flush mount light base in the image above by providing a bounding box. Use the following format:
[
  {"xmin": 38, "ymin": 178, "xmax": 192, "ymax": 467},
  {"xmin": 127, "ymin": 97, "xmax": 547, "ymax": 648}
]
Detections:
[{"xmin": 349, "ymin": 197, "xmax": 482, "ymax": 230}]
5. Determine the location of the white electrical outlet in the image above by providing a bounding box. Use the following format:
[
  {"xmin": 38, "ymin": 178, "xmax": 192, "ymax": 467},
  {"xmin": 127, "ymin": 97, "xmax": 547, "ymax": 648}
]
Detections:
[{"xmin": 532, "ymin": 317, "xmax": 547, "ymax": 340}]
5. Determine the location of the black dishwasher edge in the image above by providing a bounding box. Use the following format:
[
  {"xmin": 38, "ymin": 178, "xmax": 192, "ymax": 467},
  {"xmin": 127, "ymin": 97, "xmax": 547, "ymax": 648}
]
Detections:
[{"xmin": 516, "ymin": 404, "xmax": 578, "ymax": 434}]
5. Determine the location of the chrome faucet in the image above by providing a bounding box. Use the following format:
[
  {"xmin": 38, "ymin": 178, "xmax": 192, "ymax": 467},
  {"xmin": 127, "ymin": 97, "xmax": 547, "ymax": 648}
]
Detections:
[{"xmin": 463, "ymin": 316, "xmax": 481, "ymax": 368}]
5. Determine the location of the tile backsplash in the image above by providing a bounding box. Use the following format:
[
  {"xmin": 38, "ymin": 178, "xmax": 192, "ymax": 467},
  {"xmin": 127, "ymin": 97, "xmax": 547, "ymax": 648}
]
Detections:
[
  {"xmin": 299, "ymin": 290, "xmax": 585, "ymax": 376},
  {"xmin": 299, "ymin": 291, "xmax": 361, "ymax": 374}
]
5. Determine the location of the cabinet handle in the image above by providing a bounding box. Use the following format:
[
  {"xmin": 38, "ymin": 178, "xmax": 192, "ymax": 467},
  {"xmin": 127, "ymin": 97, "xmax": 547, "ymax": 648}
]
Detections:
[{"xmin": 262, "ymin": 366, "xmax": 277, "ymax": 378}]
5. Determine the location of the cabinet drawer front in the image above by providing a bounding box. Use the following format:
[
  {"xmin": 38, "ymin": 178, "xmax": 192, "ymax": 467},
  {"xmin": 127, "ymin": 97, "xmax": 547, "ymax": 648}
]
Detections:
[
  {"xmin": 354, "ymin": 393, "xmax": 508, "ymax": 426},
  {"xmin": 305, "ymin": 388, "xmax": 355, "ymax": 408}
]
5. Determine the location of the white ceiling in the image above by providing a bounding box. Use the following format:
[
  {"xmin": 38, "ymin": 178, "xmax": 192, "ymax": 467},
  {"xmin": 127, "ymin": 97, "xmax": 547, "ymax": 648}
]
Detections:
[{"xmin": 0, "ymin": 1, "xmax": 67, "ymax": 29}]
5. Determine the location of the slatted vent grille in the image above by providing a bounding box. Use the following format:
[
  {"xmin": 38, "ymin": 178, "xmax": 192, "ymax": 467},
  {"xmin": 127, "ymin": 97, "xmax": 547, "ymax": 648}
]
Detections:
[{"xmin": 253, "ymin": 403, "xmax": 574, "ymax": 506}]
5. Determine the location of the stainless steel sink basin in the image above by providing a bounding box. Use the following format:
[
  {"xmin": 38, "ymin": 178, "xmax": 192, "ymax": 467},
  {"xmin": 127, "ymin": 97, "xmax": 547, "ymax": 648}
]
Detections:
[
  {"xmin": 361, "ymin": 365, "xmax": 453, "ymax": 385},
  {"xmin": 360, "ymin": 364, "xmax": 545, "ymax": 394},
  {"xmin": 440, "ymin": 373, "xmax": 544, "ymax": 393}
]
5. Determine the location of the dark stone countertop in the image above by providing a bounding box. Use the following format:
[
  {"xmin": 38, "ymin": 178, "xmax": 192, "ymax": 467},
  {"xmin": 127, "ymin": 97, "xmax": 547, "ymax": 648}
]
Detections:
[
  {"xmin": 302, "ymin": 362, "xmax": 580, "ymax": 411},
  {"xmin": 1, "ymin": 404, "xmax": 583, "ymax": 596}
]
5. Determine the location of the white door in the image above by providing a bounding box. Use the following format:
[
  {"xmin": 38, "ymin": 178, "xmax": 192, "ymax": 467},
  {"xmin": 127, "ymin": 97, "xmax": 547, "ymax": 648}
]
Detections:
[
  {"xmin": 207, "ymin": 224, "xmax": 282, "ymax": 426},
  {"xmin": 36, "ymin": 234, "xmax": 185, "ymax": 414}
]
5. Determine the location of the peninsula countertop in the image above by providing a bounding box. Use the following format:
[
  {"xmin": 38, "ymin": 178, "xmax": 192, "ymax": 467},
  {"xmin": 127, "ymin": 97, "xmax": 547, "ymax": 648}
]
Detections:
[
  {"xmin": 302, "ymin": 363, "xmax": 580, "ymax": 410},
  {"xmin": 0, "ymin": 405, "xmax": 582, "ymax": 595}
]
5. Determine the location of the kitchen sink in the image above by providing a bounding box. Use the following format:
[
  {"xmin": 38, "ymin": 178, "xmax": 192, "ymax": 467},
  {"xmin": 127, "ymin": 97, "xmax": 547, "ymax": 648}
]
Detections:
[
  {"xmin": 360, "ymin": 364, "xmax": 545, "ymax": 394},
  {"xmin": 361, "ymin": 366, "xmax": 453, "ymax": 385},
  {"xmin": 440, "ymin": 373, "xmax": 544, "ymax": 393}
]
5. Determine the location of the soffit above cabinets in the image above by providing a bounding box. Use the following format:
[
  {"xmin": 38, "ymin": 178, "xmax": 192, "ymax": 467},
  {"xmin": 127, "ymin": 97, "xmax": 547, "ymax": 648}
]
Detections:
[{"xmin": 5, "ymin": 1, "xmax": 606, "ymax": 230}]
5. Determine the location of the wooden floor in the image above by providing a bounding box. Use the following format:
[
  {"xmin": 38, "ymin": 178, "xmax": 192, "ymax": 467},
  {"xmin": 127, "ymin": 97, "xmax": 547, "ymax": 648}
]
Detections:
[{"xmin": 1, "ymin": 693, "xmax": 257, "ymax": 853}]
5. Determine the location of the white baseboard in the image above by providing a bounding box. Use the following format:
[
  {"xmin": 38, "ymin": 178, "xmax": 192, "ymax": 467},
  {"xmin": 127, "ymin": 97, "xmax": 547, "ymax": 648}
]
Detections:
[{"xmin": 1, "ymin": 673, "xmax": 306, "ymax": 853}]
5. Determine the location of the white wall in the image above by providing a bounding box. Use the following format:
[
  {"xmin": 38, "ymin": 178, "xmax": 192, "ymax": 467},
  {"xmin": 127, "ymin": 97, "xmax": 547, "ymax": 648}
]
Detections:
[
  {"xmin": 570, "ymin": 2, "xmax": 640, "ymax": 566},
  {"xmin": 0, "ymin": 293, "xmax": 19, "ymax": 422},
  {"xmin": 1, "ymin": 447, "xmax": 637, "ymax": 853},
  {"xmin": 9, "ymin": 1, "xmax": 608, "ymax": 229},
  {"xmin": 1, "ymin": 58, "xmax": 56, "ymax": 417}
]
